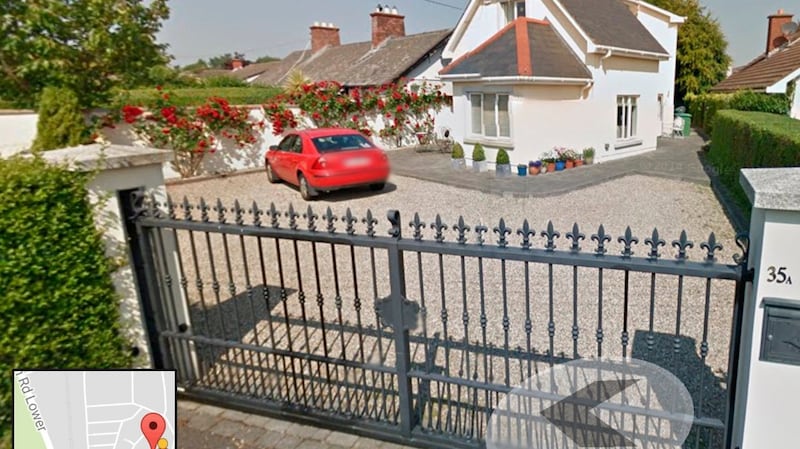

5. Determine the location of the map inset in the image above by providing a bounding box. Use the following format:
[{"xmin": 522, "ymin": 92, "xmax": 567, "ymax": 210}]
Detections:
[{"xmin": 13, "ymin": 370, "xmax": 176, "ymax": 449}]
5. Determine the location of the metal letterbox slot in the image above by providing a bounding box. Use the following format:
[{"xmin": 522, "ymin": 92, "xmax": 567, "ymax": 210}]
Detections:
[{"xmin": 760, "ymin": 298, "xmax": 800, "ymax": 366}]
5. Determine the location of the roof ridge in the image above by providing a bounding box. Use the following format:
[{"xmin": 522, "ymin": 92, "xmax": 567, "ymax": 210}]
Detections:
[{"xmin": 440, "ymin": 20, "xmax": 519, "ymax": 75}]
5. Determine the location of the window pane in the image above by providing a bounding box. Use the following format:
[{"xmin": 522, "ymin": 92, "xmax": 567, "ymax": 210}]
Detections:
[
  {"xmin": 498, "ymin": 94, "xmax": 510, "ymax": 137},
  {"xmin": 471, "ymin": 94, "xmax": 482, "ymax": 134},
  {"xmin": 623, "ymin": 98, "xmax": 629, "ymax": 138},
  {"xmin": 631, "ymin": 98, "xmax": 637, "ymax": 137},
  {"xmin": 516, "ymin": 1, "xmax": 526, "ymax": 18},
  {"xmin": 617, "ymin": 101, "xmax": 624, "ymax": 139},
  {"xmin": 483, "ymin": 93, "xmax": 497, "ymax": 137}
]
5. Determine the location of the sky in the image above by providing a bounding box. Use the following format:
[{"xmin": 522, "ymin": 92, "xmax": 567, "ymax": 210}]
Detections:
[{"xmin": 158, "ymin": 0, "xmax": 793, "ymax": 68}]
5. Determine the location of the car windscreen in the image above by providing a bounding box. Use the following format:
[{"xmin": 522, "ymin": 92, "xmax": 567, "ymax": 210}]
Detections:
[{"xmin": 311, "ymin": 134, "xmax": 374, "ymax": 153}]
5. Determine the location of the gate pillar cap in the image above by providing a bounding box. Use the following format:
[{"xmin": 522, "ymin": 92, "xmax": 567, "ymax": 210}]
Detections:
[
  {"xmin": 38, "ymin": 144, "xmax": 173, "ymax": 172},
  {"xmin": 741, "ymin": 168, "xmax": 800, "ymax": 211}
]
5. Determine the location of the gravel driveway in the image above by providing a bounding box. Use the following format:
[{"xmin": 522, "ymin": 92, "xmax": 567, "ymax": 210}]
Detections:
[{"xmin": 163, "ymin": 171, "xmax": 741, "ymax": 443}]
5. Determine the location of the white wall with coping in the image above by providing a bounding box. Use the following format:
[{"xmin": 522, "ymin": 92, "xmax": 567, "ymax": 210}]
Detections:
[
  {"xmin": 40, "ymin": 144, "xmax": 195, "ymax": 372},
  {"xmin": 443, "ymin": 0, "xmax": 679, "ymax": 167},
  {"xmin": 0, "ymin": 110, "xmax": 37, "ymax": 157},
  {"xmin": 732, "ymin": 168, "xmax": 800, "ymax": 449}
]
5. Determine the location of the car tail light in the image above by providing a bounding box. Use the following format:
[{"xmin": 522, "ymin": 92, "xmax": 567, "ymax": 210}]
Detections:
[{"xmin": 312, "ymin": 157, "xmax": 327, "ymax": 169}]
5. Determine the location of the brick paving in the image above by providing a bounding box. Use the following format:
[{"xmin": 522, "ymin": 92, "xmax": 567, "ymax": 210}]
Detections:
[{"xmin": 178, "ymin": 400, "xmax": 413, "ymax": 448}]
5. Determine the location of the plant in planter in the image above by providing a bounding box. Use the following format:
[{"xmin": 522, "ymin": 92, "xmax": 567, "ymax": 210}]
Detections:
[
  {"xmin": 583, "ymin": 147, "xmax": 595, "ymax": 165},
  {"xmin": 495, "ymin": 148, "xmax": 511, "ymax": 177},
  {"xmin": 472, "ymin": 143, "xmax": 488, "ymax": 172},
  {"xmin": 553, "ymin": 147, "xmax": 567, "ymax": 171},
  {"xmin": 451, "ymin": 142, "xmax": 466, "ymax": 170},
  {"xmin": 563, "ymin": 149, "xmax": 579, "ymax": 169},
  {"xmin": 528, "ymin": 160, "xmax": 542, "ymax": 175},
  {"xmin": 517, "ymin": 163, "xmax": 528, "ymax": 176},
  {"xmin": 541, "ymin": 151, "xmax": 555, "ymax": 173}
]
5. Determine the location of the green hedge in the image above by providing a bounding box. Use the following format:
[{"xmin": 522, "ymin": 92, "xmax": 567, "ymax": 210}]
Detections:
[
  {"xmin": 117, "ymin": 86, "xmax": 282, "ymax": 107},
  {"xmin": 685, "ymin": 91, "xmax": 791, "ymax": 134},
  {"xmin": 0, "ymin": 157, "xmax": 132, "ymax": 439},
  {"xmin": 32, "ymin": 87, "xmax": 88, "ymax": 151},
  {"xmin": 709, "ymin": 110, "xmax": 800, "ymax": 212}
]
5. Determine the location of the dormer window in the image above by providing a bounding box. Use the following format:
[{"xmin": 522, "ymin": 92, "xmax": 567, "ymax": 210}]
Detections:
[{"xmin": 503, "ymin": 1, "xmax": 526, "ymax": 24}]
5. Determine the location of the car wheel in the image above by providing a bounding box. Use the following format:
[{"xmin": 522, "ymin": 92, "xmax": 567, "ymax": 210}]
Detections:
[
  {"xmin": 298, "ymin": 174, "xmax": 314, "ymax": 201},
  {"xmin": 265, "ymin": 163, "xmax": 279, "ymax": 183},
  {"xmin": 369, "ymin": 183, "xmax": 385, "ymax": 191}
]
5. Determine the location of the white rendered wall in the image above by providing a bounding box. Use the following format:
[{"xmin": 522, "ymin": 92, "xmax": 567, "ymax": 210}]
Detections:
[{"xmin": 0, "ymin": 111, "xmax": 37, "ymax": 156}]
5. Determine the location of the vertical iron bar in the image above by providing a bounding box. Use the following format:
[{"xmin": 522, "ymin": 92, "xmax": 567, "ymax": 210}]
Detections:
[
  {"xmin": 220, "ymin": 232, "xmax": 250, "ymax": 394},
  {"xmin": 310, "ymin": 241, "xmax": 333, "ymax": 411},
  {"xmin": 255, "ymin": 236, "xmax": 279, "ymax": 400},
  {"xmin": 547, "ymin": 263, "xmax": 555, "ymax": 366},
  {"xmin": 171, "ymin": 227, "xmax": 201, "ymax": 385},
  {"xmin": 694, "ymin": 278, "xmax": 713, "ymax": 449},
  {"xmin": 290, "ymin": 239, "xmax": 311, "ymax": 408},
  {"xmin": 330, "ymin": 242, "xmax": 350, "ymax": 414},
  {"xmin": 501, "ymin": 259, "xmax": 511, "ymax": 385},
  {"xmin": 597, "ymin": 268, "xmax": 604, "ymax": 358},
  {"xmin": 438, "ymin": 252, "xmax": 453, "ymax": 432},
  {"xmin": 724, "ymin": 267, "xmax": 748, "ymax": 449},
  {"xmin": 274, "ymin": 237, "xmax": 301, "ymax": 404},
  {"xmin": 524, "ymin": 261, "xmax": 532, "ymax": 379},
  {"xmin": 203, "ymin": 230, "xmax": 238, "ymax": 392},
  {"xmin": 572, "ymin": 265, "xmax": 579, "ymax": 359},
  {"xmin": 369, "ymin": 246, "xmax": 389, "ymax": 422},
  {"xmin": 349, "ymin": 244, "xmax": 369, "ymax": 417},
  {"xmin": 416, "ymin": 250, "xmax": 430, "ymax": 429},
  {"xmin": 187, "ymin": 229, "xmax": 219, "ymax": 388},
  {"xmin": 387, "ymin": 211, "xmax": 415, "ymax": 436},
  {"xmin": 622, "ymin": 270, "xmax": 630, "ymax": 358},
  {"xmin": 238, "ymin": 234, "xmax": 268, "ymax": 399}
]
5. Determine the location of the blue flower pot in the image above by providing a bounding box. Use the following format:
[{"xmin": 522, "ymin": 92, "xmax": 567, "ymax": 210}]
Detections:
[
  {"xmin": 555, "ymin": 161, "xmax": 566, "ymax": 171},
  {"xmin": 517, "ymin": 165, "xmax": 527, "ymax": 176}
]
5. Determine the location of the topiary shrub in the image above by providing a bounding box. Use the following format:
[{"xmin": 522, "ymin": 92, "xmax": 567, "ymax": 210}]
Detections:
[
  {"xmin": 31, "ymin": 87, "xmax": 88, "ymax": 152},
  {"xmin": 0, "ymin": 156, "xmax": 132, "ymax": 438},
  {"xmin": 451, "ymin": 142, "xmax": 464, "ymax": 159},
  {"xmin": 496, "ymin": 148, "xmax": 510, "ymax": 165},
  {"xmin": 472, "ymin": 143, "xmax": 486, "ymax": 162}
]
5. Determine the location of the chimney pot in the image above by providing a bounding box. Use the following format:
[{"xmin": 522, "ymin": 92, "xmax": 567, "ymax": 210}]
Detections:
[{"xmin": 766, "ymin": 9, "xmax": 794, "ymax": 53}]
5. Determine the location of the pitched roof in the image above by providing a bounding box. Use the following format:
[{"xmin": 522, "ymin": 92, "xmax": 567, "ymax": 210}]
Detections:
[
  {"xmin": 440, "ymin": 18, "xmax": 592, "ymax": 80},
  {"xmin": 558, "ymin": 0, "xmax": 668, "ymax": 55},
  {"xmin": 711, "ymin": 37, "xmax": 800, "ymax": 92},
  {"xmin": 251, "ymin": 29, "xmax": 451, "ymax": 87},
  {"xmin": 193, "ymin": 69, "xmax": 233, "ymax": 78},
  {"xmin": 230, "ymin": 61, "xmax": 280, "ymax": 80}
]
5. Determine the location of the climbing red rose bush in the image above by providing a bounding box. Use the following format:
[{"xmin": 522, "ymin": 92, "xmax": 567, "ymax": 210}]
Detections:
[
  {"xmin": 114, "ymin": 87, "xmax": 264, "ymax": 178},
  {"xmin": 263, "ymin": 80, "xmax": 449, "ymax": 146}
]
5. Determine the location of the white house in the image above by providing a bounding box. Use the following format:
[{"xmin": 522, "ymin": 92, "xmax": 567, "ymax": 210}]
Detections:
[{"xmin": 438, "ymin": 0, "xmax": 684, "ymax": 166}]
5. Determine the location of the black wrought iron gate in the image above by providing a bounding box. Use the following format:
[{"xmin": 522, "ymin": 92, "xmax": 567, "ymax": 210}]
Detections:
[{"xmin": 127, "ymin": 190, "xmax": 750, "ymax": 448}]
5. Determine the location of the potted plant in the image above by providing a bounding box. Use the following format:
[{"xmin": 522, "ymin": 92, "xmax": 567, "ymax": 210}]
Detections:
[
  {"xmin": 574, "ymin": 153, "xmax": 584, "ymax": 167},
  {"xmin": 451, "ymin": 142, "xmax": 466, "ymax": 170},
  {"xmin": 541, "ymin": 151, "xmax": 555, "ymax": 173},
  {"xmin": 517, "ymin": 163, "xmax": 528, "ymax": 176},
  {"xmin": 528, "ymin": 160, "xmax": 542, "ymax": 175},
  {"xmin": 495, "ymin": 148, "xmax": 511, "ymax": 177},
  {"xmin": 563, "ymin": 149, "xmax": 579, "ymax": 169},
  {"xmin": 472, "ymin": 143, "xmax": 488, "ymax": 173},
  {"xmin": 583, "ymin": 147, "xmax": 595, "ymax": 165}
]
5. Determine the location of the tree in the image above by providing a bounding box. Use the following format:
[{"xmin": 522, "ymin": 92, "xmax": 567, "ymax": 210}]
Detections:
[
  {"xmin": 255, "ymin": 55, "xmax": 280, "ymax": 63},
  {"xmin": 31, "ymin": 87, "xmax": 87, "ymax": 151},
  {"xmin": 647, "ymin": 0, "xmax": 731, "ymax": 100},
  {"xmin": 181, "ymin": 59, "xmax": 209, "ymax": 73},
  {"xmin": 0, "ymin": 0, "xmax": 170, "ymax": 108}
]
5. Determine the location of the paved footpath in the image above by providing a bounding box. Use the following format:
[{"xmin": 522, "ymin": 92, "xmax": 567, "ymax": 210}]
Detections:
[
  {"xmin": 389, "ymin": 135, "xmax": 713, "ymax": 198},
  {"xmin": 178, "ymin": 400, "xmax": 412, "ymax": 449}
]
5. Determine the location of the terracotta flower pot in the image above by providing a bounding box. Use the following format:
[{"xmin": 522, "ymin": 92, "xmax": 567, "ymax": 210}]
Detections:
[
  {"xmin": 565, "ymin": 160, "xmax": 575, "ymax": 169},
  {"xmin": 574, "ymin": 159, "xmax": 584, "ymax": 167},
  {"xmin": 546, "ymin": 162, "xmax": 556, "ymax": 172},
  {"xmin": 529, "ymin": 166, "xmax": 540, "ymax": 175}
]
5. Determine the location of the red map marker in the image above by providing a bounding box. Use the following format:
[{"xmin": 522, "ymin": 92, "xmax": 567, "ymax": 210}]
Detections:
[{"xmin": 140, "ymin": 412, "xmax": 166, "ymax": 449}]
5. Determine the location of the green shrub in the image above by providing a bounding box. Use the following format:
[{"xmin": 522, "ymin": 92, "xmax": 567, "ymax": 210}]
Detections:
[
  {"xmin": 709, "ymin": 110, "xmax": 800, "ymax": 213},
  {"xmin": 0, "ymin": 157, "xmax": 132, "ymax": 437},
  {"xmin": 686, "ymin": 91, "xmax": 791, "ymax": 134},
  {"xmin": 118, "ymin": 86, "xmax": 282, "ymax": 107},
  {"xmin": 451, "ymin": 142, "xmax": 464, "ymax": 159},
  {"xmin": 496, "ymin": 148, "xmax": 510, "ymax": 165},
  {"xmin": 203, "ymin": 76, "xmax": 248, "ymax": 88},
  {"xmin": 472, "ymin": 143, "xmax": 486, "ymax": 162},
  {"xmin": 31, "ymin": 87, "xmax": 88, "ymax": 152}
]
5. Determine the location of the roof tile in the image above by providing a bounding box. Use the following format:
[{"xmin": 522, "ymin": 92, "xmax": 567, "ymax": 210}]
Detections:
[{"xmin": 711, "ymin": 38, "xmax": 800, "ymax": 92}]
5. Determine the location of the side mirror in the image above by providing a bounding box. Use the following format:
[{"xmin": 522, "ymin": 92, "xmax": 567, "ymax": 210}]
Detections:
[{"xmin": 269, "ymin": 145, "xmax": 278, "ymax": 151}]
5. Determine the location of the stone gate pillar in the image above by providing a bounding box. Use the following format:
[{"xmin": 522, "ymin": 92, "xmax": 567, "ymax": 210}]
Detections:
[
  {"xmin": 731, "ymin": 168, "xmax": 800, "ymax": 448},
  {"xmin": 41, "ymin": 144, "xmax": 192, "ymax": 373}
]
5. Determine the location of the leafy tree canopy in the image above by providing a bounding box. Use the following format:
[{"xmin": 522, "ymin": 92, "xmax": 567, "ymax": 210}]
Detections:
[
  {"xmin": 0, "ymin": 0, "xmax": 170, "ymax": 108},
  {"xmin": 255, "ymin": 55, "xmax": 280, "ymax": 63},
  {"xmin": 647, "ymin": 0, "xmax": 731, "ymax": 100}
]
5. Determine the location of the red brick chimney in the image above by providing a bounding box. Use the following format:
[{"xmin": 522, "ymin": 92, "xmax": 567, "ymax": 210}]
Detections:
[
  {"xmin": 371, "ymin": 5, "xmax": 405, "ymax": 47},
  {"xmin": 310, "ymin": 22, "xmax": 341, "ymax": 53},
  {"xmin": 231, "ymin": 58, "xmax": 244, "ymax": 70},
  {"xmin": 767, "ymin": 9, "xmax": 794, "ymax": 53}
]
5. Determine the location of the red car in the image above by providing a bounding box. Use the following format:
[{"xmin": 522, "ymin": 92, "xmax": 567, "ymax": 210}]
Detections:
[{"xmin": 265, "ymin": 128, "xmax": 391, "ymax": 200}]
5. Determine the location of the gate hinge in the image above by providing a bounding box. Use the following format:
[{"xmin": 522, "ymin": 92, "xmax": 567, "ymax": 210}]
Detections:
[{"xmin": 376, "ymin": 293, "xmax": 420, "ymax": 332}]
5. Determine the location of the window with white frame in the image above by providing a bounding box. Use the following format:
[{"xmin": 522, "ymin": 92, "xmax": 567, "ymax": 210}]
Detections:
[
  {"xmin": 502, "ymin": 1, "xmax": 526, "ymax": 24},
  {"xmin": 470, "ymin": 93, "xmax": 511, "ymax": 139},
  {"xmin": 616, "ymin": 95, "xmax": 638, "ymax": 140}
]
